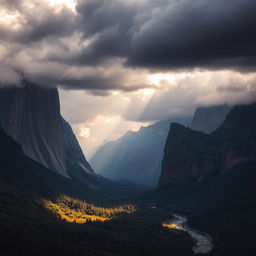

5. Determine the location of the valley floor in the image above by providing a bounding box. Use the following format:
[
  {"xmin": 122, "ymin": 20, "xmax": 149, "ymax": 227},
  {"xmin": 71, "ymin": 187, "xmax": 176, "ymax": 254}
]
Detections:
[{"xmin": 0, "ymin": 188, "xmax": 194, "ymax": 256}]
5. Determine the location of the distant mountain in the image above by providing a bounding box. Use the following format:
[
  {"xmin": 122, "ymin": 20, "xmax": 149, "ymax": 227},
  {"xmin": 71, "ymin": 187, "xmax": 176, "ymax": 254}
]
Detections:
[
  {"xmin": 159, "ymin": 103, "xmax": 256, "ymax": 188},
  {"xmin": 90, "ymin": 117, "xmax": 191, "ymax": 188},
  {"xmin": 190, "ymin": 104, "xmax": 232, "ymax": 133},
  {"xmin": 0, "ymin": 83, "xmax": 95, "ymax": 181}
]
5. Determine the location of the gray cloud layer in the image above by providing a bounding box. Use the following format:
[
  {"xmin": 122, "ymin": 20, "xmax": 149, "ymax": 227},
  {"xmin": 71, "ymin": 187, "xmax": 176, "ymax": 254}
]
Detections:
[
  {"xmin": 128, "ymin": 0, "xmax": 256, "ymax": 70},
  {"xmin": 1, "ymin": 0, "xmax": 256, "ymax": 90},
  {"xmin": 72, "ymin": 0, "xmax": 256, "ymax": 70}
]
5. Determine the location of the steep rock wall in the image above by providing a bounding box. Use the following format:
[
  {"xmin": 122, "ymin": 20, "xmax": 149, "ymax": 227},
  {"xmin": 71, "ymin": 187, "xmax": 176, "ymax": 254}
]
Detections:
[
  {"xmin": 0, "ymin": 83, "xmax": 68, "ymax": 176},
  {"xmin": 159, "ymin": 103, "xmax": 256, "ymax": 188}
]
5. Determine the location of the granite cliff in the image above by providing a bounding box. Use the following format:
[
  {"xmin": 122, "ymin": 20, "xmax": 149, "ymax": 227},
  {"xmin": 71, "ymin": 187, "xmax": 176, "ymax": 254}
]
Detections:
[
  {"xmin": 159, "ymin": 103, "xmax": 256, "ymax": 188},
  {"xmin": 91, "ymin": 117, "xmax": 190, "ymax": 188},
  {"xmin": 0, "ymin": 82, "xmax": 95, "ymax": 180}
]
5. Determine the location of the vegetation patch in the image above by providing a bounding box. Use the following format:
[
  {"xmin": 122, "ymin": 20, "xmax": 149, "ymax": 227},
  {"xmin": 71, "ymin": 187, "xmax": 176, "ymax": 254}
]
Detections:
[
  {"xmin": 43, "ymin": 195, "xmax": 136, "ymax": 223},
  {"xmin": 162, "ymin": 223, "xmax": 177, "ymax": 229}
]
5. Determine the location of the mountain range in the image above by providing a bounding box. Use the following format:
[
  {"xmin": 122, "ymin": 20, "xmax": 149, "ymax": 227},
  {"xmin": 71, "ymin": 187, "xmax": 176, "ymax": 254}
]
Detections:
[
  {"xmin": 159, "ymin": 103, "xmax": 256, "ymax": 188},
  {"xmin": 0, "ymin": 83, "xmax": 136, "ymax": 194},
  {"xmin": 156, "ymin": 102, "xmax": 256, "ymax": 256},
  {"xmin": 90, "ymin": 118, "xmax": 190, "ymax": 187},
  {"xmin": 91, "ymin": 104, "xmax": 231, "ymax": 188},
  {"xmin": 0, "ymin": 82, "xmax": 255, "ymax": 256}
]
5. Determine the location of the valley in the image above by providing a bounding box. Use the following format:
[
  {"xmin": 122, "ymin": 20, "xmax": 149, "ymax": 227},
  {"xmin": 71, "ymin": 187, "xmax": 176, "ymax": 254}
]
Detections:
[
  {"xmin": 1, "ymin": 1, "xmax": 256, "ymax": 255},
  {"xmin": 0, "ymin": 84, "xmax": 255, "ymax": 256},
  {"xmin": 0, "ymin": 188, "xmax": 195, "ymax": 256}
]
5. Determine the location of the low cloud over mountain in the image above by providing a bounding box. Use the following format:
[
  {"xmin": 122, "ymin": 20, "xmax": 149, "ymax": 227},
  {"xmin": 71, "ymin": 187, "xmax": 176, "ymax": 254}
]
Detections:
[
  {"xmin": 1, "ymin": 0, "xmax": 256, "ymax": 91},
  {"xmin": 1, "ymin": 0, "xmax": 256, "ymax": 154}
]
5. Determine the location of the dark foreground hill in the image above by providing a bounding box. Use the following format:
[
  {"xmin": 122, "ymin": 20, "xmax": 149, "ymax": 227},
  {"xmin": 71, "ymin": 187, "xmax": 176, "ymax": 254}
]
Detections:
[{"xmin": 0, "ymin": 125, "xmax": 194, "ymax": 256}]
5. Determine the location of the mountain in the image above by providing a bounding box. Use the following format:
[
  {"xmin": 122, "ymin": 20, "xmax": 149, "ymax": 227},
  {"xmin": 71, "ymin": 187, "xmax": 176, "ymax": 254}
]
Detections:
[
  {"xmin": 0, "ymin": 82, "xmax": 95, "ymax": 180},
  {"xmin": 156, "ymin": 102, "xmax": 256, "ymax": 256},
  {"xmin": 190, "ymin": 104, "xmax": 232, "ymax": 133},
  {"xmin": 0, "ymin": 121, "xmax": 194, "ymax": 256},
  {"xmin": 159, "ymin": 103, "xmax": 256, "ymax": 188},
  {"xmin": 0, "ymin": 83, "xmax": 67, "ymax": 176},
  {"xmin": 0, "ymin": 82, "xmax": 140, "ymax": 194},
  {"xmin": 0, "ymin": 120, "xmax": 87, "ymax": 199},
  {"xmin": 91, "ymin": 104, "xmax": 231, "ymax": 188},
  {"xmin": 62, "ymin": 119, "xmax": 94, "ymax": 175},
  {"xmin": 90, "ymin": 117, "xmax": 191, "ymax": 188},
  {"xmin": 0, "ymin": 105, "xmax": 192, "ymax": 256}
]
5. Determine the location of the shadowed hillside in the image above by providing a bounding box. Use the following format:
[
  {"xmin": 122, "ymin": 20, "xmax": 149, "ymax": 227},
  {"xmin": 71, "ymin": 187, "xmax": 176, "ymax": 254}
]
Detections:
[{"xmin": 156, "ymin": 102, "xmax": 256, "ymax": 256}]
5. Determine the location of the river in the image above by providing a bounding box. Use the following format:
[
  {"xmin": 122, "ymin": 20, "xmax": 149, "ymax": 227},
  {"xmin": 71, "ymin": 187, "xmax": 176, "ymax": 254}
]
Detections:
[{"xmin": 163, "ymin": 213, "xmax": 213, "ymax": 254}]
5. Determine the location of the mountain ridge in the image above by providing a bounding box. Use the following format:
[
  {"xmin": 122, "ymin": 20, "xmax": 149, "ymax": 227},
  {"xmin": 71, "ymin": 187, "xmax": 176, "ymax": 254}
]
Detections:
[
  {"xmin": 190, "ymin": 104, "xmax": 232, "ymax": 133},
  {"xmin": 158, "ymin": 102, "xmax": 256, "ymax": 188},
  {"xmin": 90, "ymin": 117, "xmax": 191, "ymax": 187}
]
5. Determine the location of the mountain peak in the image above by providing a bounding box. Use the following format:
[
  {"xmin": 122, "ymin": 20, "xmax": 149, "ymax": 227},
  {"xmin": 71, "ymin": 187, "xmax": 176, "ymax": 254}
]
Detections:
[
  {"xmin": 0, "ymin": 83, "xmax": 68, "ymax": 176},
  {"xmin": 0, "ymin": 82, "xmax": 95, "ymax": 179},
  {"xmin": 159, "ymin": 102, "xmax": 256, "ymax": 189}
]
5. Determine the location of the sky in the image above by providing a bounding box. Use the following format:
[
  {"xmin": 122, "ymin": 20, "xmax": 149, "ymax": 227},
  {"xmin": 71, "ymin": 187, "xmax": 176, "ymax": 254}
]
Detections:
[{"xmin": 1, "ymin": 0, "xmax": 256, "ymax": 156}]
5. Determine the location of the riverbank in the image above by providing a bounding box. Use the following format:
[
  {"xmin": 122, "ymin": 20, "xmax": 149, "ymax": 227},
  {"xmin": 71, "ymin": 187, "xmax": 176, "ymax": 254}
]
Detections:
[{"xmin": 163, "ymin": 213, "xmax": 213, "ymax": 254}]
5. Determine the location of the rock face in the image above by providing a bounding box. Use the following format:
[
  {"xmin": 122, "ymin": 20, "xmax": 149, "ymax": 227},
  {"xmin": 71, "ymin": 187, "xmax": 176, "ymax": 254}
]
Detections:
[
  {"xmin": 62, "ymin": 118, "xmax": 94, "ymax": 176},
  {"xmin": 158, "ymin": 103, "xmax": 256, "ymax": 188},
  {"xmin": 0, "ymin": 83, "xmax": 94, "ymax": 179},
  {"xmin": 190, "ymin": 104, "xmax": 232, "ymax": 133},
  {"xmin": 90, "ymin": 117, "xmax": 190, "ymax": 188}
]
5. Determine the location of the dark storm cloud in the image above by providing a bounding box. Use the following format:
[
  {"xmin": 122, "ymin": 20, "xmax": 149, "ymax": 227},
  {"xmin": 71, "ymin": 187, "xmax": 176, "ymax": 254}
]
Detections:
[
  {"xmin": 76, "ymin": 0, "xmax": 136, "ymax": 37},
  {"xmin": 67, "ymin": 26, "xmax": 130, "ymax": 65},
  {"xmin": 1, "ymin": 0, "xmax": 256, "ymax": 91},
  {"xmin": 29, "ymin": 70, "xmax": 148, "ymax": 92},
  {"xmin": 54, "ymin": 0, "xmax": 138, "ymax": 65},
  {"xmin": 0, "ymin": 1, "xmax": 76, "ymax": 43},
  {"xmin": 57, "ymin": 77, "xmax": 146, "ymax": 91},
  {"xmin": 128, "ymin": 0, "xmax": 256, "ymax": 71},
  {"xmin": 24, "ymin": 11, "xmax": 76, "ymax": 43},
  {"xmin": 71, "ymin": 0, "xmax": 256, "ymax": 71}
]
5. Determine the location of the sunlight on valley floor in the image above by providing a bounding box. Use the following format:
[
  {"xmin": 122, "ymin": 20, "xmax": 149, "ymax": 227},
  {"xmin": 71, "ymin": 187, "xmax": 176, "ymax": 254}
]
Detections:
[
  {"xmin": 162, "ymin": 223, "xmax": 178, "ymax": 229},
  {"xmin": 43, "ymin": 195, "xmax": 136, "ymax": 224}
]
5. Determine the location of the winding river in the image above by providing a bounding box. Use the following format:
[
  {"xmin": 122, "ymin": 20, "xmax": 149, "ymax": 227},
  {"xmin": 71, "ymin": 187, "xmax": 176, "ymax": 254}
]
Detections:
[{"xmin": 163, "ymin": 213, "xmax": 213, "ymax": 254}]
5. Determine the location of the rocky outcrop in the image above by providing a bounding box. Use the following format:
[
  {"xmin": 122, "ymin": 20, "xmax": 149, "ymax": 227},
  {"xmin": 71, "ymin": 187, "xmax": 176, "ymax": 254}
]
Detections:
[
  {"xmin": 158, "ymin": 103, "xmax": 256, "ymax": 188},
  {"xmin": 0, "ymin": 83, "xmax": 68, "ymax": 176},
  {"xmin": 190, "ymin": 104, "xmax": 232, "ymax": 133},
  {"xmin": 0, "ymin": 82, "xmax": 95, "ymax": 179},
  {"xmin": 62, "ymin": 118, "xmax": 94, "ymax": 176},
  {"xmin": 159, "ymin": 123, "xmax": 218, "ymax": 187}
]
